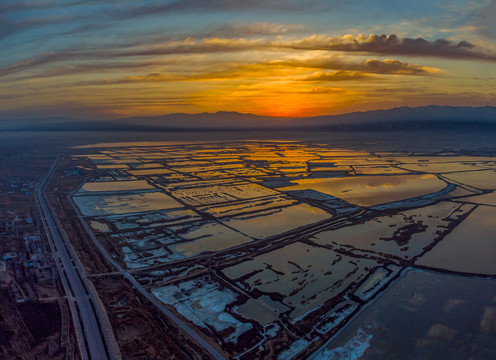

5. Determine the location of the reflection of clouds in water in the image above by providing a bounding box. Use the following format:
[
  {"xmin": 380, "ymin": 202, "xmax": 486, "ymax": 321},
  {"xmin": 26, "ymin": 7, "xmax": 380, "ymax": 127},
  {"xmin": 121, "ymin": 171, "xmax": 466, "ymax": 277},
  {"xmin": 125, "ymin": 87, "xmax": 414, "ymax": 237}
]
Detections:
[
  {"xmin": 289, "ymin": 174, "xmax": 437, "ymax": 191},
  {"xmin": 363, "ymin": 174, "xmax": 434, "ymax": 189},
  {"xmin": 280, "ymin": 174, "xmax": 445, "ymax": 206}
]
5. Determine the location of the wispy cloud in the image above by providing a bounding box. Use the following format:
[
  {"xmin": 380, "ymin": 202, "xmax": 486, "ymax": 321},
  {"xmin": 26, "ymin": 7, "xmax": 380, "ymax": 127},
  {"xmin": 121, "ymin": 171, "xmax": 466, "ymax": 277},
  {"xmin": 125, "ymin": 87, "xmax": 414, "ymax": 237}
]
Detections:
[
  {"xmin": 1, "ymin": 31, "xmax": 492, "ymax": 78},
  {"xmin": 204, "ymin": 22, "xmax": 305, "ymax": 37},
  {"xmin": 440, "ymin": 25, "xmax": 486, "ymax": 33},
  {"xmin": 0, "ymin": 1, "xmax": 319, "ymax": 41},
  {"xmin": 302, "ymin": 70, "xmax": 375, "ymax": 81},
  {"xmin": 0, "ymin": 13, "xmax": 71, "ymax": 40},
  {"xmin": 108, "ymin": 0, "xmax": 326, "ymax": 19},
  {"xmin": 0, "ymin": 51, "xmax": 77, "ymax": 76},
  {"xmin": 0, "ymin": 0, "xmax": 54, "ymax": 13},
  {"xmin": 41, "ymin": 57, "xmax": 438, "ymax": 88}
]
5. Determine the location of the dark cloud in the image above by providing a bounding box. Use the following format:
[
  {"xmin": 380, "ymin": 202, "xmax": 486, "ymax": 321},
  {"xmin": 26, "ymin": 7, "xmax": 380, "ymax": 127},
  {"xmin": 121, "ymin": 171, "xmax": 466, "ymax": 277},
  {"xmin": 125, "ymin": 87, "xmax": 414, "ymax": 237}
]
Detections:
[
  {"xmin": 290, "ymin": 33, "xmax": 493, "ymax": 61},
  {"xmin": 363, "ymin": 59, "xmax": 437, "ymax": 75},
  {"xmin": 277, "ymin": 58, "xmax": 440, "ymax": 75}
]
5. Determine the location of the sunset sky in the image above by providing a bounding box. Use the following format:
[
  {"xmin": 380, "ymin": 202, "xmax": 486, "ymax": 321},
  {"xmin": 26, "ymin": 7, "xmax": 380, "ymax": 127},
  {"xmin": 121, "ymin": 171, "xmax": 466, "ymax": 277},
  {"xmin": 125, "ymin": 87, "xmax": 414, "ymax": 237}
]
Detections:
[{"xmin": 1, "ymin": 0, "xmax": 495, "ymax": 119}]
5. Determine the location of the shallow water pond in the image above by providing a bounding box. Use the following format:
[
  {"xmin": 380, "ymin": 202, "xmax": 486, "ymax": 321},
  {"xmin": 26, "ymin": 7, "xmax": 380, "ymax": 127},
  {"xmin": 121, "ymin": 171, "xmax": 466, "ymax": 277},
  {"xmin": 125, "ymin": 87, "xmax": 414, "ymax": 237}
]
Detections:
[
  {"xmin": 222, "ymin": 203, "xmax": 331, "ymax": 239},
  {"xmin": 443, "ymin": 170, "xmax": 496, "ymax": 190},
  {"xmin": 80, "ymin": 179, "xmax": 154, "ymax": 192},
  {"xmin": 416, "ymin": 205, "xmax": 496, "ymax": 274},
  {"xmin": 312, "ymin": 201, "xmax": 474, "ymax": 260},
  {"xmin": 278, "ymin": 174, "xmax": 447, "ymax": 207},
  {"xmin": 170, "ymin": 222, "xmax": 252, "ymax": 257},
  {"xmin": 74, "ymin": 191, "xmax": 183, "ymax": 216}
]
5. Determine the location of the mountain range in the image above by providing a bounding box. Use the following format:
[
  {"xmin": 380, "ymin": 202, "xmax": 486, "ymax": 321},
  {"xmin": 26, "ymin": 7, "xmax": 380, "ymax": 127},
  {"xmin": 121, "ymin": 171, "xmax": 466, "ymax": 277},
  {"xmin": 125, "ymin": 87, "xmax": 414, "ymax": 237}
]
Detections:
[{"xmin": 1, "ymin": 106, "xmax": 495, "ymax": 132}]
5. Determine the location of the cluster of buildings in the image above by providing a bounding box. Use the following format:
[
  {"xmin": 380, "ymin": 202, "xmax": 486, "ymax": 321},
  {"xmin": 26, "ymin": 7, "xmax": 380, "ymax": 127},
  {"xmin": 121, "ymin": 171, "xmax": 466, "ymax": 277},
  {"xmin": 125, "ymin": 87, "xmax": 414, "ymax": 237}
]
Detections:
[{"xmin": 0, "ymin": 176, "xmax": 57, "ymax": 302}]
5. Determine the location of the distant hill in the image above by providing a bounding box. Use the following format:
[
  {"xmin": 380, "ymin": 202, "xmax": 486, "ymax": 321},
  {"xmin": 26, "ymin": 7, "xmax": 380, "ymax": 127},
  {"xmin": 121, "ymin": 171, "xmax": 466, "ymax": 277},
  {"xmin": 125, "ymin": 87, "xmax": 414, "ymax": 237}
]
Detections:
[
  {"xmin": 1, "ymin": 106, "xmax": 495, "ymax": 132},
  {"xmin": 302, "ymin": 106, "xmax": 496, "ymax": 131}
]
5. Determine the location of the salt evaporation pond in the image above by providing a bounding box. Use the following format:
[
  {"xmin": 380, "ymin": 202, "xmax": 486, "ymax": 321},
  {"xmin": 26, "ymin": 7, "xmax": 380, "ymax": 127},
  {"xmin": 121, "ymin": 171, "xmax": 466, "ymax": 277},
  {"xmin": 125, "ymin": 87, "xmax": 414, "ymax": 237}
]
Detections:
[
  {"xmin": 222, "ymin": 203, "xmax": 331, "ymax": 239},
  {"xmin": 73, "ymin": 191, "xmax": 183, "ymax": 216},
  {"xmin": 352, "ymin": 165, "xmax": 411, "ymax": 175},
  {"xmin": 443, "ymin": 170, "xmax": 496, "ymax": 190},
  {"xmin": 278, "ymin": 174, "xmax": 447, "ymax": 207},
  {"xmin": 170, "ymin": 222, "xmax": 252, "ymax": 256},
  {"xmin": 79, "ymin": 179, "xmax": 155, "ymax": 192},
  {"xmin": 416, "ymin": 205, "xmax": 496, "ymax": 275},
  {"xmin": 398, "ymin": 162, "xmax": 488, "ymax": 173},
  {"xmin": 152, "ymin": 277, "xmax": 253, "ymax": 345},
  {"xmin": 311, "ymin": 201, "xmax": 474, "ymax": 259},
  {"xmin": 454, "ymin": 191, "xmax": 496, "ymax": 206},
  {"xmin": 235, "ymin": 296, "xmax": 290, "ymax": 325},
  {"xmin": 128, "ymin": 168, "xmax": 174, "ymax": 176}
]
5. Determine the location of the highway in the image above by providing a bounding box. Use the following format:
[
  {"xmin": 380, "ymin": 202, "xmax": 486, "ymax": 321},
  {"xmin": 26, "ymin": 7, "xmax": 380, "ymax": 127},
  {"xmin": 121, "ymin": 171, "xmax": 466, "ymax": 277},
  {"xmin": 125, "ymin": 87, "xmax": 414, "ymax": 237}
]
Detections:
[{"xmin": 36, "ymin": 156, "xmax": 121, "ymax": 360}]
